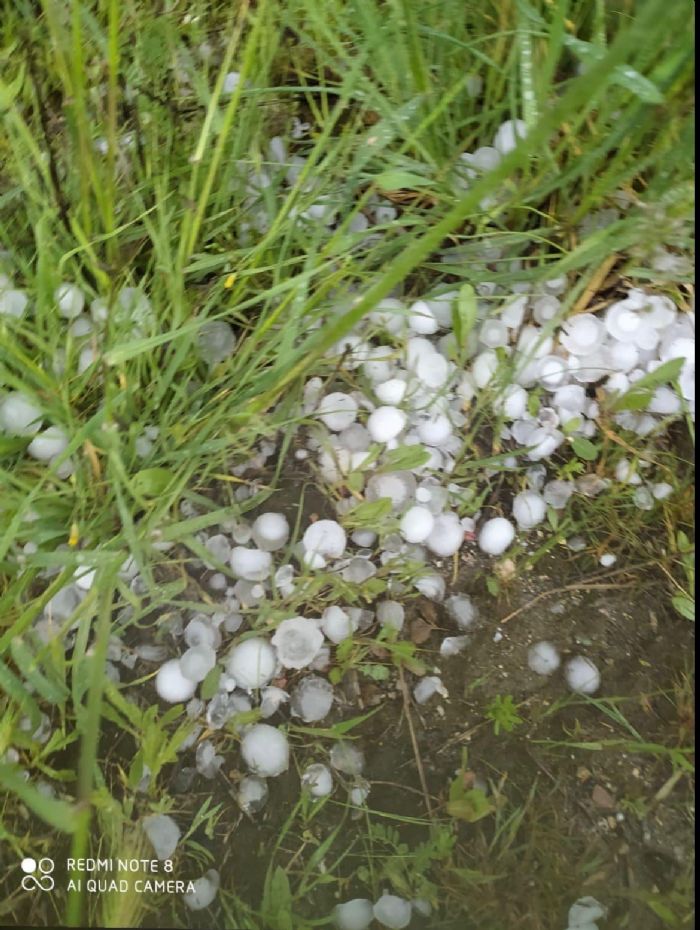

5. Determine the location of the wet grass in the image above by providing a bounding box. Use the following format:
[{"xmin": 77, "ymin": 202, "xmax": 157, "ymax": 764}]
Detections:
[{"xmin": 0, "ymin": 0, "xmax": 695, "ymax": 927}]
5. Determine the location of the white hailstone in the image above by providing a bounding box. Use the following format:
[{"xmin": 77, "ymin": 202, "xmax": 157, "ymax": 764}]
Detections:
[
  {"xmin": 543, "ymin": 479, "xmax": 574, "ymax": 510},
  {"xmin": 633, "ymin": 486, "xmax": 654, "ymax": 510},
  {"xmin": 599, "ymin": 553, "xmax": 617, "ymax": 567},
  {"xmin": 226, "ymin": 638, "xmax": 276, "ymax": 690},
  {"xmin": 373, "ymin": 893, "xmax": 412, "ymax": 929},
  {"xmin": 229, "ymin": 546, "xmax": 272, "ymax": 581},
  {"xmin": 565, "ymin": 657, "xmax": 601, "ymax": 695},
  {"xmin": 560, "ymin": 314, "xmax": 605, "ymax": 356},
  {"xmin": 496, "ymin": 383, "xmax": 527, "ymax": 420},
  {"xmin": 461, "ymin": 145, "xmax": 501, "ymax": 175},
  {"xmin": 614, "ymin": 458, "xmax": 641, "ymax": 485},
  {"xmin": 536, "ymin": 355, "xmax": 568, "ymax": 389},
  {"xmin": 55, "ymin": 283, "xmax": 84, "ymax": 319},
  {"xmin": 493, "ymin": 118, "xmax": 527, "ymax": 155},
  {"xmin": 350, "ymin": 779, "xmax": 370, "ymax": 807},
  {"xmin": 648, "ymin": 385, "xmax": 681, "ymax": 415},
  {"xmin": 408, "ymin": 300, "xmax": 439, "ymax": 334},
  {"xmin": 73, "ymin": 566, "xmax": 96, "ymax": 591},
  {"xmin": 416, "ymin": 412, "xmax": 452, "ymax": 446},
  {"xmin": 553, "ymin": 384, "xmax": 586, "ymax": 418},
  {"xmin": 366, "ymin": 471, "xmax": 416, "ymax": 511},
  {"xmin": 423, "ymin": 290, "xmax": 457, "ymax": 328},
  {"xmin": 532, "ymin": 294, "xmax": 561, "ymax": 325},
  {"xmin": 370, "ymin": 297, "xmax": 406, "ymax": 335},
  {"xmin": 342, "ymin": 556, "xmax": 376, "ymax": 584},
  {"xmin": 567, "ymin": 896, "xmax": 607, "ymax": 928},
  {"xmin": 426, "ymin": 512, "xmax": 464, "ymax": 557},
  {"xmin": 0, "ymin": 287, "xmax": 29, "ymax": 319},
  {"xmin": 272, "ymin": 617, "xmax": 324, "ymax": 669},
  {"xmin": 302, "ymin": 763, "xmax": 333, "ymax": 798},
  {"xmin": 203, "ymin": 534, "xmax": 231, "ymax": 567},
  {"xmin": 318, "ymin": 392, "xmax": 359, "ymax": 431},
  {"xmin": 478, "ymin": 517, "xmax": 515, "ymax": 555},
  {"xmin": 26, "ymin": 426, "xmax": 68, "ymax": 462},
  {"xmin": 376, "ymin": 600, "xmax": 405, "ymax": 631},
  {"xmin": 351, "ymin": 529, "xmax": 377, "ymax": 547},
  {"xmin": 446, "ymin": 594, "xmax": 478, "ymax": 630},
  {"xmin": 142, "ymin": 813, "xmax": 180, "ymax": 860},
  {"xmin": 260, "ymin": 686, "xmax": 290, "ymax": 718},
  {"xmin": 303, "ymin": 520, "xmax": 347, "ymax": 561},
  {"xmin": 512, "ymin": 490, "xmax": 546, "ymax": 530},
  {"xmin": 472, "ymin": 350, "xmax": 499, "ymax": 388},
  {"xmin": 413, "ymin": 675, "xmax": 448, "ymax": 704},
  {"xmin": 77, "ymin": 345, "xmax": 97, "ymax": 374},
  {"xmin": 652, "ymin": 482, "xmax": 673, "ymax": 500},
  {"xmin": 291, "ymin": 675, "xmax": 334, "ymax": 722},
  {"xmin": 330, "ymin": 740, "xmax": 365, "ymax": 775},
  {"xmin": 500, "ymin": 294, "xmax": 528, "ymax": 330},
  {"xmin": 440, "ymin": 636, "xmax": 470, "ymax": 656},
  {"xmin": 236, "ymin": 775, "xmax": 269, "ymax": 814},
  {"xmin": 414, "ymin": 572, "xmax": 445, "ymax": 601},
  {"xmin": 223, "ymin": 71, "xmax": 241, "ymax": 93},
  {"xmin": 180, "ymin": 646, "xmax": 217, "ymax": 683},
  {"xmin": 196, "ymin": 320, "xmax": 236, "ymax": 366},
  {"xmin": 375, "ymin": 377, "xmax": 407, "ymax": 405},
  {"xmin": 415, "ymin": 347, "xmax": 450, "ymax": 388},
  {"xmin": 155, "ymin": 659, "xmax": 198, "ymax": 703},
  {"xmin": 332, "ymin": 898, "xmax": 374, "ymax": 930},
  {"xmin": 183, "ymin": 869, "xmax": 220, "ymax": 911},
  {"xmin": 241, "ymin": 724, "xmax": 289, "ymax": 777},
  {"xmin": 0, "ymin": 392, "xmax": 43, "ymax": 436},
  {"xmin": 321, "ymin": 605, "xmax": 357, "ymax": 644},
  {"xmin": 527, "ymin": 426, "xmax": 564, "ymax": 461},
  {"xmin": 400, "ymin": 506, "xmax": 435, "ymax": 544},
  {"xmin": 527, "ymin": 641, "xmax": 561, "ymax": 676},
  {"xmin": 367, "ymin": 405, "xmax": 406, "ymax": 443},
  {"xmin": 480, "ymin": 318, "xmax": 509, "ymax": 349},
  {"xmin": 251, "ymin": 512, "xmax": 290, "ymax": 552},
  {"xmin": 606, "ymin": 340, "xmax": 639, "ymax": 373}
]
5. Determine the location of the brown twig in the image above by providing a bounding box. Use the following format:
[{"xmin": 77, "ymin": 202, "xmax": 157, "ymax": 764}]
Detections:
[
  {"xmin": 498, "ymin": 563, "xmax": 656, "ymax": 625},
  {"xmin": 571, "ymin": 253, "xmax": 619, "ymax": 315},
  {"xmin": 397, "ymin": 666, "xmax": 434, "ymax": 818}
]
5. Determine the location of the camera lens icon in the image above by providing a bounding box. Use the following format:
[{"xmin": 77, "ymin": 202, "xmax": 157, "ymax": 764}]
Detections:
[{"xmin": 20, "ymin": 857, "xmax": 55, "ymax": 892}]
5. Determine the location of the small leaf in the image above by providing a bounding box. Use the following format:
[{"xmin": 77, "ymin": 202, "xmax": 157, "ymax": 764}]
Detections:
[
  {"xmin": 373, "ymin": 169, "xmax": 431, "ymax": 190},
  {"xmin": 447, "ymin": 788, "xmax": 495, "ymax": 823},
  {"xmin": 131, "ymin": 467, "xmax": 176, "ymax": 497},
  {"xmin": 200, "ymin": 665, "xmax": 222, "ymax": 700},
  {"xmin": 379, "ymin": 444, "xmax": 430, "ymax": 472},
  {"xmin": 611, "ymin": 65, "xmax": 664, "ymax": 104},
  {"xmin": 671, "ymin": 595, "xmax": 695, "ymax": 622},
  {"xmin": 611, "ymin": 358, "xmax": 685, "ymax": 411},
  {"xmin": 571, "ymin": 437, "xmax": 599, "ymax": 461},
  {"xmin": 342, "ymin": 497, "xmax": 393, "ymax": 529},
  {"xmin": 452, "ymin": 284, "xmax": 477, "ymax": 354}
]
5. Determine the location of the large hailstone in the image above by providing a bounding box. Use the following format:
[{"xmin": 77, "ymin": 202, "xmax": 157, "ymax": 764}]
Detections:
[
  {"xmin": 27, "ymin": 426, "xmax": 69, "ymax": 461},
  {"xmin": 251, "ymin": 512, "xmax": 290, "ymax": 552},
  {"xmin": 230, "ymin": 546, "xmax": 272, "ymax": 581},
  {"xmin": 240, "ymin": 724, "xmax": 289, "ymax": 777},
  {"xmin": 426, "ymin": 512, "xmax": 464, "ymax": 557},
  {"xmin": 512, "ymin": 490, "xmax": 546, "ymax": 530},
  {"xmin": 142, "ymin": 813, "xmax": 180, "ymax": 860},
  {"xmin": 321, "ymin": 605, "xmax": 357, "ymax": 644},
  {"xmin": 567, "ymin": 896, "xmax": 607, "ymax": 928},
  {"xmin": 226, "ymin": 637, "xmax": 277, "ymax": 690},
  {"xmin": 155, "ymin": 659, "xmax": 198, "ymax": 703},
  {"xmin": 55, "ymin": 283, "xmax": 85, "ymax": 319},
  {"xmin": 478, "ymin": 517, "xmax": 516, "ymax": 555},
  {"xmin": 236, "ymin": 775, "xmax": 269, "ymax": 814},
  {"xmin": 290, "ymin": 675, "xmax": 334, "ymax": 722},
  {"xmin": 559, "ymin": 314, "xmax": 605, "ymax": 356},
  {"xmin": 367, "ymin": 406, "xmax": 406, "ymax": 443},
  {"xmin": 183, "ymin": 869, "xmax": 220, "ymax": 911},
  {"xmin": 180, "ymin": 645, "xmax": 217, "ymax": 683},
  {"xmin": 271, "ymin": 617, "xmax": 324, "ymax": 669},
  {"xmin": 329, "ymin": 741, "xmax": 364, "ymax": 775},
  {"xmin": 493, "ymin": 118, "xmax": 527, "ymax": 155},
  {"xmin": 303, "ymin": 520, "xmax": 347, "ymax": 562},
  {"xmin": 332, "ymin": 898, "xmax": 373, "ymax": 930},
  {"xmin": 527, "ymin": 641, "xmax": 561, "ymax": 676},
  {"xmin": 373, "ymin": 894, "xmax": 412, "ymax": 929},
  {"xmin": 302, "ymin": 763, "xmax": 333, "ymax": 798},
  {"xmin": 407, "ymin": 300, "xmax": 439, "ymax": 335},
  {"xmin": 196, "ymin": 320, "xmax": 236, "ymax": 366},
  {"xmin": 399, "ymin": 506, "xmax": 434, "ymax": 543},
  {"xmin": 318, "ymin": 392, "xmax": 359, "ymax": 431},
  {"xmin": 0, "ymin": 392, "xmax": 43, "ymax": 436},
  {"xmin": 565, "ymin": 657, "xmax": 600, "ymax": 695}
]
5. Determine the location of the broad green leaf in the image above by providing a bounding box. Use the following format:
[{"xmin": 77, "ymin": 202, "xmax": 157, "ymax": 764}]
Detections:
[
  {"xmin": 261, "ymin": 866, "xmax": 293, "ymax": 930},
  {"xmin": 447, "ymin": 787, "xmax": 495, "ymax": 822},
  {"xmin": 373, "ymin": 169, "xmax": 431, "ymax": 190},
  {"xmin": 379, "ymin": 444, "xmax": 430, "ymax": 472},
  {"xmin": 0, "ymin": 64, "xmax": 24, "ymax": 111},
  {"xmin": 611, "ymin": 65, "xmax": 664, "ymax": 104},
  {"xmin": 130, "ymin": 467, "xmax": 177, "ymax": 497},
  {"xmin": 671, "ymin": 595, "xmax": 695, "ymax": 622},
  {"xmin": 571, "ymin": 437, "xmax": 599, "ymax": 461},
  {"xmin": 342, "ymin": 497, "xmax": 393, "ymax": 529},
  {"xmin": 200, "ymin": 665, "xmax": 222, "ymax": 700}
]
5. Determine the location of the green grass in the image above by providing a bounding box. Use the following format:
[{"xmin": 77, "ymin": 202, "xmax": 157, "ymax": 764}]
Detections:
[{"xmin": 0, "ymin": 0, "xmax": 695, "ymax": 927}]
